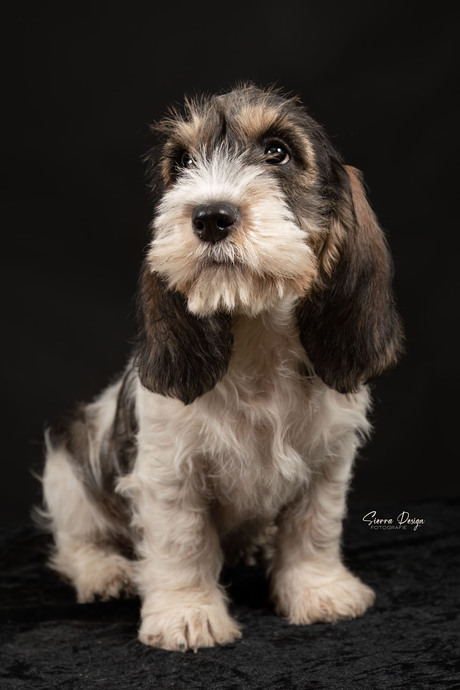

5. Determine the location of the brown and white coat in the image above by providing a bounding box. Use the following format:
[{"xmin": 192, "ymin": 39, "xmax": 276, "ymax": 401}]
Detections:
[{"xmin": 39, "ymin": 85, "xmax": 403, "ymax": 652}]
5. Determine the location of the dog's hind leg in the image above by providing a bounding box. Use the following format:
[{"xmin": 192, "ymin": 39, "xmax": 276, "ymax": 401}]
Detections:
[{"xmin": 40, "ymin": 431, "xmax": 135, "ymax": 603}]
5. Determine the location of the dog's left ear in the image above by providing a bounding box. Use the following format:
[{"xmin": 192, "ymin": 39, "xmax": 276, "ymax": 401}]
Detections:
[
  {"xmin": 298, "ymin": 165, "xmax": 404, "ymax": 393},
  {"xmin": 134, "ymin": 265, "xmax": 234, "ymax": 405}
]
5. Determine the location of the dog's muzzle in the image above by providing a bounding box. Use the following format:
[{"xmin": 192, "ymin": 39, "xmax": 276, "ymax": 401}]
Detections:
[{"xmin": 192, "ymin": 202, "xmax": 239, "ymax": 244}]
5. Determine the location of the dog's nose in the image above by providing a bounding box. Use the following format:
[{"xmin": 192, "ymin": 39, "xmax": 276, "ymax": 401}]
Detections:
[{"xmin": 192, "ymin": 202, "xmax": 238, "ymax": 244}]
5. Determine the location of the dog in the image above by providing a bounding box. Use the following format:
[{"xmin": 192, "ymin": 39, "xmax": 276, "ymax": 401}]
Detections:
[{"xmin": 39, "ymin": 84, "xmax": 403, "ymax": 652}]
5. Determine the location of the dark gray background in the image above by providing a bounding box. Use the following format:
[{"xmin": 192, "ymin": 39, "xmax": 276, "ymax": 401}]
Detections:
[{"xmin": 2, "ymin": 1, "xmax": 459, "ymax": 524}]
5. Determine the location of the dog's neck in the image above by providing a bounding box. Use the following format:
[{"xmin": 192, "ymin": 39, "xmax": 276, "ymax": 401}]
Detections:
[{"xmin": 228, "ymin": 296, "xmax": 309, "ymax": 391}]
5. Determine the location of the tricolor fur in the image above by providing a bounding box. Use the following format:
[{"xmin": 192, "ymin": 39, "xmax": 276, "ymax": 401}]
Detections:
[{"xmin": 39, "ymin": 85, "xmax": 403, "ymax": 652}]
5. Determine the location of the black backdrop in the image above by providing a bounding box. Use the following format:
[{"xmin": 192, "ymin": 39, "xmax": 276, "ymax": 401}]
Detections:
[{"xmin": 2, "ymin": 2, "xmax": 459, "ymax": 525}]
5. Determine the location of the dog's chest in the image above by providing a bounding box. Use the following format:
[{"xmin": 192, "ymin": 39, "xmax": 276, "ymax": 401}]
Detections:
[
  {"xmin": 199, "ymin": 344, "xmax": 316, "ymax": 528},
  {"xmin": 205, "ymin": 409, "xmax": 310, "ymax": 529}
]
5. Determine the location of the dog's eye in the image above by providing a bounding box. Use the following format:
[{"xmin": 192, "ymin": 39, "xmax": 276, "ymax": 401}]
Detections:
[
  {"xmin": 179, "ymin": 151, "xmax": 194, "ymax": 168},
  {"xmin": 264, "ymin": 142, "xmax": 290, "ymax": 165}
]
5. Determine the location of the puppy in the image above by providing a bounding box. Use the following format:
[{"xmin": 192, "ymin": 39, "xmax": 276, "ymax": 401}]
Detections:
[{"xmin": 39, "ymin": 85, "xmax": 403, "ymax": 652}]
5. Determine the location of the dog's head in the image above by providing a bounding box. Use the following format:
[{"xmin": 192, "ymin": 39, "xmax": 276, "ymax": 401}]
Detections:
[{"xmin": 136, "ymin": 85, "xmax": 403, "ymax": 403}]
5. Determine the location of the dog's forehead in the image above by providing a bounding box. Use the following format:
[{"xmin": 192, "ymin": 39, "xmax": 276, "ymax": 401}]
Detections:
[{"xmin": 165, "ymin": 87, "xmax": 310, "ymax": 151}]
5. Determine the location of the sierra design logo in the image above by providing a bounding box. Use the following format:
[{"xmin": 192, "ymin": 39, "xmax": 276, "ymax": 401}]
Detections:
[{"xmin": 362, "ymin": 510, "xmax": 425, "ymax": 531}]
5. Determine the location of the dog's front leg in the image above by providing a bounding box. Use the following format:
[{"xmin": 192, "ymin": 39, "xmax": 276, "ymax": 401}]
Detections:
[
  {"xmin": 133, "ymin": 469, "xmax": 241, "ymax": 651},
  {"xmin": 271, "ymin": 437, "xmax": 375, "ymax": 625}
]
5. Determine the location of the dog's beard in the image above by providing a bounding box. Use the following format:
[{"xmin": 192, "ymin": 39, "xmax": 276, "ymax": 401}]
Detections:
[
  {"xmin": 148, "ymin": 154, "xmax": 319, "ymax": 316},
  {"xmin": 185, "ymin": 267, "xmax": 303, "ymax": 317},
  {"xmin": 149, "ymin": 231, "xmax": 317, "ymax": 317}
]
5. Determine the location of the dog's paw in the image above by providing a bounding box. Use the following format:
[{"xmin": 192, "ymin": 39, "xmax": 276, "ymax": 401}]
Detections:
[
  {"xmin": 273, "ymin": 565, "xmax": 375, "ymax": 625},
  {"xmin": 139, "ymin": 597, "xmax": 242, "ymax": 651},
  {"xmin": 74, "ymin": 553, "xmax": 135, "ymax": 603}
]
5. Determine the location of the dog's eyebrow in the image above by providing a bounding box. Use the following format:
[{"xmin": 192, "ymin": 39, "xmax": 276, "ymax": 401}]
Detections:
[{"xmin": 231, "ymin": 105, "xmax": 296, "ymax": 145}]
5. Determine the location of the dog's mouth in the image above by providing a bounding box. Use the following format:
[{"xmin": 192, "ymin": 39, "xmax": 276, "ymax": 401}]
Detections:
[{"xmin": 196, "ymin": 241, "xmax": 243, "ymax": 268}]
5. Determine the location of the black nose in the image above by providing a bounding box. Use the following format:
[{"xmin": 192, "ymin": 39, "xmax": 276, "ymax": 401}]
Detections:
[{"xmin": 192, "ymin": 202, "xmax": 239, "ymax": 244}]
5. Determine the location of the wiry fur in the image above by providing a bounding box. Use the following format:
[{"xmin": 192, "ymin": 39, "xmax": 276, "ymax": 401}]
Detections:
[{"xmin": 39, "ymin": 85, "xmax": 403, "ymax": 652}]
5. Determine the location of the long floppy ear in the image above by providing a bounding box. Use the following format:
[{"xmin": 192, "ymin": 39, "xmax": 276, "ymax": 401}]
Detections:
[
  {"xmin": 134, "ymin": 265, "xmax": 233, "ymax": 405},
  {"xmin": 298, "ymin": 165, "xmax": 404, "ymax": 393},
  {"xmin": 134, "ymin": 140, "xmax": 234, "ymax": 405}
]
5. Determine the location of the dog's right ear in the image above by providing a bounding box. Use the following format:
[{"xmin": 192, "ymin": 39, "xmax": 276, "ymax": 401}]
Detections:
[
  {"xmin": 136, "ymin": 138, "xmax": 233, "ymax": 405},
  {"xmin": 134, "ymin": 265, "xmax": 234, "ymax": 406}
]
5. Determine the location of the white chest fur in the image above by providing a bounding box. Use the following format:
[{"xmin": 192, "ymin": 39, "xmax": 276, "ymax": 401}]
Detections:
[{"xmin": 131, "ymin": 301, "xmax": 370, "ymax": 536}]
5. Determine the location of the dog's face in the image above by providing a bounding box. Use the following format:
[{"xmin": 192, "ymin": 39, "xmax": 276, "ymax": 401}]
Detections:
[
  {"xmin": 136, "ymin": 85, "xmax": 403, "ymax": 403},
  {"xmin": 148, "ymin": 88, "xmax": 331, "ymax": 317}
]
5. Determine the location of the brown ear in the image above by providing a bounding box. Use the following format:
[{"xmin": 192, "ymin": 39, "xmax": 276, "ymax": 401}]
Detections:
[
  {"xmin": 298, "ymin": 165, "xmax": 404, "ymax": 393},
  {"xmin": 134, "ymin": 265, "xmax": 233, "ymax": 405}
]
